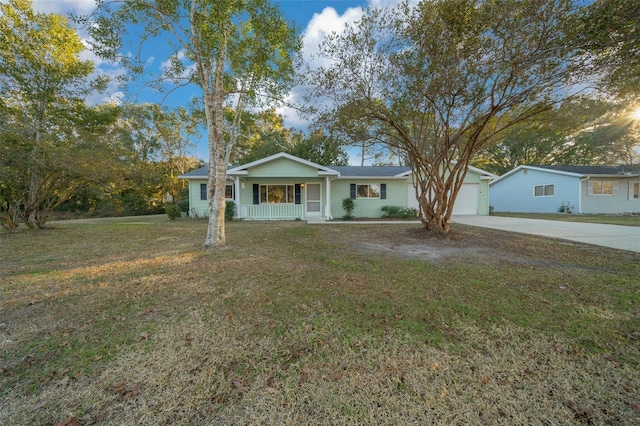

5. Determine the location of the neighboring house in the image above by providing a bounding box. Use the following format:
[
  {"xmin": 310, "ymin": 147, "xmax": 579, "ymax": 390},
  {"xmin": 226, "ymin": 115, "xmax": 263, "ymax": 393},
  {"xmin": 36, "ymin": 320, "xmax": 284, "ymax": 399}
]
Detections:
[
  {"xmin": 179, "ymin": 152, "xmax": 495, "ymax": 220},
  {"xmin": 490, "ymin": 165, "xmax": 640, "ymax": 214}
]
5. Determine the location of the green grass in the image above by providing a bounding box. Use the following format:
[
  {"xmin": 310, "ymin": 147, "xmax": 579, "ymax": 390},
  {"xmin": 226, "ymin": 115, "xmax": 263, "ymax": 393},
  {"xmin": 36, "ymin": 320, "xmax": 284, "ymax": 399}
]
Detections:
[
  {"xmin": 493, "ymin": 212, "xmax": 640, "ymax": 226},
  {"xmin": 1, "ymin": 216, "xmax": 639, "ymax": 424}
]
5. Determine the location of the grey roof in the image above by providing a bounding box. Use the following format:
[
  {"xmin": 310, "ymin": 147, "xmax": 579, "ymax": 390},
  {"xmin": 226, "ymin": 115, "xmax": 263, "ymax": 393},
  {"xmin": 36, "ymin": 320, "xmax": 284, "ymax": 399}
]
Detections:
[
  {"xmin": 328, "ymin": 166, "xmax": 411, "ymax": 177},
  {"xmin": 178, "ymin": 166, "xmax": 208, "ymax": 178},
  {"xmin": 532, "ymin": 165, "xmax": 640, "ymax": 176}
]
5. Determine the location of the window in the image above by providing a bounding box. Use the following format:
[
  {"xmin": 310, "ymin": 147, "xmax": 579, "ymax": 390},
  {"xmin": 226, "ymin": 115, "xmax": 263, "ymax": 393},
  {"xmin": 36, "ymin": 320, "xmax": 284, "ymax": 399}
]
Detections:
[
  {"xmin": 260, "ymin": 184, "xmax": 294, "ymax": 204},
  {"xmin": 534, "ymin": 184, "xmax": 554, "ymax": 197},
  {"xmin": 200, "ymin": 183, "xmax": 234, "ymax": 200},
  {"xmin": 588, "ymin": 181, "xmax": 619, "ymax": 196},
  {"xmin": 225, "ymin": 184, "xmax": 234, "ymax": 199},
  {"xmin": 592, "ymin": 181, "xmax": 613, "ymax": 195},
  {"xmin": 630, "ymin": 182, "xmax": 640, "ymax": 200},
  {"xmin": 356, "ymin": 184, "xmax": 381, "ymax": 199}
]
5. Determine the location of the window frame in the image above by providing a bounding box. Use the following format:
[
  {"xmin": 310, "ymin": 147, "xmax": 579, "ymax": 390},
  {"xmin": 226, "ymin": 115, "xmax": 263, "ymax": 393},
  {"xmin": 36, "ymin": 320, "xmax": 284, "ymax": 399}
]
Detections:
[
  {"xmin": 591, "ymin": 181, "xmax": 614, "ymax": 196},
  {"xmin": 200, "ymin": 183, "xmax": 235, "ymax": 200},
  {"xmin": 533, "ymin": 184, "xmax": 555, "ymax": 197},
  {"xmin": 200, "ymin": 183, "xmax": 207, "ymax": 201},
  {"xmin": 259, "ymin": 184, "xmax": 295, "ymax": 204},
  {"xmin": 225, "ymin": 184, "xmax": 234, "ymax": 200},
  {"xmin": 356, "ymin": 183, "xmax": 381, "ymax": 199}
]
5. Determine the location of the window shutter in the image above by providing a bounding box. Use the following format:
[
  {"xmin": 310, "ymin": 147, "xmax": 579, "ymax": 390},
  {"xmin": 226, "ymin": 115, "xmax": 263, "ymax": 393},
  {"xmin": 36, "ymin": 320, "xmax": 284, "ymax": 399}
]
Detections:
[
  {"xmin": 200, "ymin": 183, "xmax": 207, "ymax": 200},
  {"xmin": 294, "ymin": 184, "xmax": 301, "ymax": 204},
  {"xmin": 629, "ymin": 182, "xmax": 639, "ymax": 200},
  {"xmin": 380, "ymin": 183, "xmax": 386, "ymax": 199},
  {"xmin": 253, "ymin": 184, "xmax": 260, "ymax": 205},
  {"xmin": 612, "ymin": 181, "xmax": 620, "ymax": 196},
  {"xmin": 350, "ymin": 184, "xmax": 356, "ymax": 199}
]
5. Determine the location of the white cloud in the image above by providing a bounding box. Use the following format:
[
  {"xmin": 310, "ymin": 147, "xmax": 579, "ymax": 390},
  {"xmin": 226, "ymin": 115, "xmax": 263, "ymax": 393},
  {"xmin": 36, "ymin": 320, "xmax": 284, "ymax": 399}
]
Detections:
[
  {"xmin": 31, "ymin": 0, "xmax": 97, "ymax": 15},
  {"xmin": 280, "ymin": 5, "xmax": 366, "ymax": 129}
]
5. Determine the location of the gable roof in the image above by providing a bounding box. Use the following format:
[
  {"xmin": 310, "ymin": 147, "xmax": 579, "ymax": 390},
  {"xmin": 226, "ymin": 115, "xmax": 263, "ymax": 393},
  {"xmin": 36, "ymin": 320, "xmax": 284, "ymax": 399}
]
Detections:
[
  {"xmin": 329, "ymin": 165, "xmax": 411, "ymax": 178},
  {"xmin": 490, "ymin": 164, "xmax": 640, "ymax": 186},
  {"xmin": 532, "ymin": 164, "xmax": 640, "ymax": 176},
  {"xmin": 178, "ymin": 166, "xmax": 208, "ymax": 178},
  {"xmin": 227, "ymin": 152, "xmax": 339, "ymax": 176}
]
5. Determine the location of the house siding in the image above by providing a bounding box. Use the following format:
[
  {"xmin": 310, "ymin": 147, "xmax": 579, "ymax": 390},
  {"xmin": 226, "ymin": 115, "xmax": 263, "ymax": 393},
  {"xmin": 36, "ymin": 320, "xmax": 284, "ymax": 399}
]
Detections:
[
  {"xmin": 247, "ymin": 157, "xmax": 321, "ymax": 178},
  {"xmin": 187, "ymin": 178, "xmax": 236, "ymax": 217},
  {"xmin": 180, "ymin": 153, "xmax": 495, "ymax": 220},
  {"xmin": 581, "ymin": 178, "xmax": 640, "ymax": 214},
  {"xmin": 330, "ymin": 179, "xmax": 407, "ymax": 218},
  {"xmin": 478, "ymin": 180, "xmax": 491, "ymax": 215},
  {"xmin": 490, "ymin": 168, "xmax": 579, "ymax": 213}
]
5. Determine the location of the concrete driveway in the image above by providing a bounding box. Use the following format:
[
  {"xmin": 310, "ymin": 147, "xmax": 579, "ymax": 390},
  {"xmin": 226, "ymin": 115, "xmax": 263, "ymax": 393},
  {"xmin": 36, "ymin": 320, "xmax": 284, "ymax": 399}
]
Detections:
[{"xmin": 452, "ymin": 215, "xmax": 640, "ymax": 253}]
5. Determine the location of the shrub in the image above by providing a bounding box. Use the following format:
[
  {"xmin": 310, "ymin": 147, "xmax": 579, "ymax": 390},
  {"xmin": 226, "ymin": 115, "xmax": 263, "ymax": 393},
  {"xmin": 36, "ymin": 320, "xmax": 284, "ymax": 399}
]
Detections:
[
  {"xmin": 166, "ymin": 204, "xmax": 182, "ymax": 220},
  {"xmin": 225, "ymin": 200, "xmax": 236, "ymax": 221},
  {"xmin": 342, "ymin": 198, "xmax": 356, "ymax": 219},
  {"xmin": 381, "ymin": 205, "xmax": 418, "ymax": 219},
  {"xmin": 177, "ymin": 200, "xmax": 190, "ymax": 213}
]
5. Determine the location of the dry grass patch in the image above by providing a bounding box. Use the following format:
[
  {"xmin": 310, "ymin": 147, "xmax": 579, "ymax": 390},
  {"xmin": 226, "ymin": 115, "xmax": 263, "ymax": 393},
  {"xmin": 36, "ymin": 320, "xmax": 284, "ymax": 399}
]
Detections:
[{"xmin": 1, "ymin": 216, "xmax": 639, "ymax": 424}]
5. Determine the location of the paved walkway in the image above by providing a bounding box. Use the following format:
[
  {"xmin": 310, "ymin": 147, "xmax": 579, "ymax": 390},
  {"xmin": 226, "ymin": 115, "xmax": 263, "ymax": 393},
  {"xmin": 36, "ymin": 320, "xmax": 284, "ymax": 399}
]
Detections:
[{"xmin": 452, "ymin": 215, "xmax": 640, "ymax": 253}]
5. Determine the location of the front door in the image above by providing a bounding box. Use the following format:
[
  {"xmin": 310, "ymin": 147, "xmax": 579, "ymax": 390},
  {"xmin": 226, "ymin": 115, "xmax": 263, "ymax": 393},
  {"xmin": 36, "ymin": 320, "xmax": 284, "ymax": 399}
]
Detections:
[{"xmin": 305, "ymin": 183, "xmax": 322, "ymax": 217}]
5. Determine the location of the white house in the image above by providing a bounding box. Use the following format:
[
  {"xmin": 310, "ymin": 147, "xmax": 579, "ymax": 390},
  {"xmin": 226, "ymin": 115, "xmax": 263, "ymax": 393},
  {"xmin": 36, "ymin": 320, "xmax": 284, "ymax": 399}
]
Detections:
[
  {"xmin": 490, "ymin": 165, "xmax": 640, "ymax": 214},
  {"xmin": 179, "ymin": 152, "xmax": 496, "ymax": 220}
]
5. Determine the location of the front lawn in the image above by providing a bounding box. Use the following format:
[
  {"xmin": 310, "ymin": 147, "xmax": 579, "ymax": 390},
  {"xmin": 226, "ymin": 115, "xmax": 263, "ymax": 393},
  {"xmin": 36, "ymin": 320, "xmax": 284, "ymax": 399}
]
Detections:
[{"xmin": 1, "ymin": 216, "xmax": 639, "ymax": 424}]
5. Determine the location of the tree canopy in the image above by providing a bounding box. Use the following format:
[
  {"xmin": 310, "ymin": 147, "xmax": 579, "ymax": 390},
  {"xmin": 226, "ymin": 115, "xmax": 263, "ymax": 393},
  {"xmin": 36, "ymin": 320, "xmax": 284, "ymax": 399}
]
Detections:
[
  {"xmin": 308, "ymin": 0, "xmax": 578, "ymax": 233},
  {"xmin": 85, "ymin": 0, "xmax": 301, "ymax": 247},
  {"xmin": 0, "ymin": 0, "xmax": 113, "ymax": 231}
]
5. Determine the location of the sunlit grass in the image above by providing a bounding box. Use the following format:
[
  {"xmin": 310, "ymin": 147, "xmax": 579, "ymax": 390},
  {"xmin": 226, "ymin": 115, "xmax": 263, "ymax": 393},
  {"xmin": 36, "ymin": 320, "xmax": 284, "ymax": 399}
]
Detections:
[{"xmin": 1, "ymin": 216, "xmax": 639, "ymax": 424}]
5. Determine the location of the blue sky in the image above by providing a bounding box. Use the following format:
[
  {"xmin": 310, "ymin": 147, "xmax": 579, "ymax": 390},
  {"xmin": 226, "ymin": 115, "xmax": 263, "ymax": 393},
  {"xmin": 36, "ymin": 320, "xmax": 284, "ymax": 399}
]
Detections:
[{"xmin": 23, "ymin": 0, "xmax": 407, "ymax": 163}]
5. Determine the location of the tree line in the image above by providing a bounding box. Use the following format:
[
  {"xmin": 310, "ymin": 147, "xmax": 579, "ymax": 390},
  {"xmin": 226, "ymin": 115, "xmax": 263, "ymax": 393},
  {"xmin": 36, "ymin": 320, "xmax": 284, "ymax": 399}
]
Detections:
[{"xmin": 1, "ymin": 0, "xmax": 638, "ymax": 239}]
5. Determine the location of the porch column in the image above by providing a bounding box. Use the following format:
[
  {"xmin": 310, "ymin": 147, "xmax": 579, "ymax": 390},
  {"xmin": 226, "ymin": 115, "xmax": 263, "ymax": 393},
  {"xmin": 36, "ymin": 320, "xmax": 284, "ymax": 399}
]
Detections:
[
  {"xmin": 325, "ymin": 176, "xmax": 332, "ymax": 220},
  {"xmin": 234, "ymin": 176, "xmax": 242, "ymax": 218}
]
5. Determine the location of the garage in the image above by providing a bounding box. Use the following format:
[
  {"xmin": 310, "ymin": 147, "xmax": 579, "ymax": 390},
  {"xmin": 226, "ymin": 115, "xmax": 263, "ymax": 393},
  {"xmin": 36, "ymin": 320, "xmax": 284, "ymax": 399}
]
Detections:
[{"xmin": 407, "ymin": 183, "xmax": 479, "ymax": 215}]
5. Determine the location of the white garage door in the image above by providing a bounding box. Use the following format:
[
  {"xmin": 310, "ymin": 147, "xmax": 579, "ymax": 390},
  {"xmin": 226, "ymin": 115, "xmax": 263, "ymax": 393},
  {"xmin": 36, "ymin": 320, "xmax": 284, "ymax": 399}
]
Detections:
[
  {"xmin": 407, "ymin": 183, "xmax": 479, "ymax": 215},
  {"xmin": 452, "ymin": 183, "xmax": 478, "ymax": 215}
]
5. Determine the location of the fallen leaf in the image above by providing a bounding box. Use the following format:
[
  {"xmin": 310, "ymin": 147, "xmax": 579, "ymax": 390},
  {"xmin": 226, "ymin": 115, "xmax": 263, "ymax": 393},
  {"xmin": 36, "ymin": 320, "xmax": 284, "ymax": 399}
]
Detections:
[
  {"xmin": 125, "ymin": 383, "xmax": 143, "ymax": 398},
  {"xmin": 482, "ymin": 375, "xmax": 490, "ymax": 384},
  {"xmin": 94, "ymin": 355, "xmax": 103, "ymax": 361},
  {"xmin": 394, "ymin": 313, "xmax": 404, "ymax": 319},
  {"xmin": 330, "ymin": 371, "xmax": 342, "ymax": 381},
  {"xmin": 631, "ymin": 401, "xmax": 639, "ymax": 412},
  {"xmin": 299, "ymin": 371, "xmax": 309, "ymax": 384},
  {"xmin": 110, "ymin": 380, "xmax": 127, "ymax": 395},
  {"xmin": 431, "ymin": 362, "xmax": 440, "ymax": 371},
  {"xmin": 479, "ymin": 410, "xmax": 492, "ymax": 423},
  {"xmin": 232, "ymin": 379, "xmax": 248, "ymax": 394},
  {"xmin": 139, "ymin": 332, "xmax": 149, "ymax": 340},
  {"xmin": 563, "ymin": 400, "xmax": 594, "ymax": 421},
  {"xmin": 226, "ymin": 311, "xmax": 235, "ymax": 319},
  {"xmin": 56, "ymin": 376, "xmax": 69, "ymax": 387},
  {"xmin": 55, "ymin": 417, "xmax": 79, "ymax": 426},
  {"xmin": 265, "ymin": 374, "xmax": 275, "ymax": 387}
]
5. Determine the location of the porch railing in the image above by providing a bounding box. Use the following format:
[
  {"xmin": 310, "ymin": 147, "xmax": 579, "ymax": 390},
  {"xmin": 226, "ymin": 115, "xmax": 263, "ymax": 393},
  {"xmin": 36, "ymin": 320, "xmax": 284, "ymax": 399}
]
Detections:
[{"xmin": 240, "ymin": 204, "xmax": 304, "ymax": 220}]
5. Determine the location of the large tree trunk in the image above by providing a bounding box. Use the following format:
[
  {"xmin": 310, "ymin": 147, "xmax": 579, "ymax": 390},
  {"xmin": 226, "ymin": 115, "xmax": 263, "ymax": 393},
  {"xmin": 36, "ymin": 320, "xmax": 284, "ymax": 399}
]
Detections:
[
  {"xmin": 202, "ymin": 30, "xmax": 228, "ymax": 249},
  {"xmin": 414, "ymin": 159, "xmax": 468, "ymax": 235}
]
